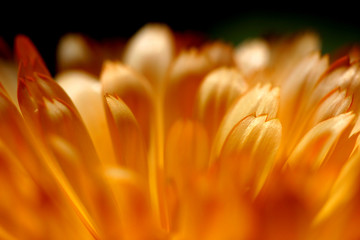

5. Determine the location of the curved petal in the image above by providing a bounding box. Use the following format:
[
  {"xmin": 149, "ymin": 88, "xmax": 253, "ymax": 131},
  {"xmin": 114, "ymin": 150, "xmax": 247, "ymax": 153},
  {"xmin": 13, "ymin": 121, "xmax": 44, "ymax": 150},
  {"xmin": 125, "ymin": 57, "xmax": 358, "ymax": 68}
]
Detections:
[
  {"xmin": 16, "ymin": 37, "xmax": 122, "ymax": 239},
  {"xmin": 211, "ymin": 84, "xmax": 279, "ymax": 161},
  {"xmin": 57, "ymin": 71, "xmax": 117, "ymax": 166},
  {"xmin": 123, "ymin": 23, "xmax": 174, "ymax": 88},
  {"xmin": 164, "ymin": 48, "xmax": 214, "ymax": 130},
  {"xmin": 196, "ymin": 67, "xmax": 248, "ymax": 140},
  {"xmin": 234, "ymin": 38, "xmax": 270, "ymax": 77},
  {"xmin": 219, "ymin": 115, "xmax": 282, "ymax": 197},
  {"xmin": 104, "ymin": 95, "xmax": 147, "ymax": 177},
  {"xmin": 165, "ymin": 120, "xmax": 209, "ymax": 190},
  {"xmin": 286, "ymin": 112, "xmax": 354, "ymax": 170},
  {"xmin": 101, "ymin": 61, "xmax": 154, "ymax": 145}
]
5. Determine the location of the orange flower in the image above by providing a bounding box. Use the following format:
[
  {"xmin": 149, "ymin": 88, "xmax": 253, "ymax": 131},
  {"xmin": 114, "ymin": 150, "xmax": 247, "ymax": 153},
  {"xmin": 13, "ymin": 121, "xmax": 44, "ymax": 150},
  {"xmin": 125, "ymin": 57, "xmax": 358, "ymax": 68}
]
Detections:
[{"xmin": 1, "ymin": 24, "xmax": 360, "ymax": 240}]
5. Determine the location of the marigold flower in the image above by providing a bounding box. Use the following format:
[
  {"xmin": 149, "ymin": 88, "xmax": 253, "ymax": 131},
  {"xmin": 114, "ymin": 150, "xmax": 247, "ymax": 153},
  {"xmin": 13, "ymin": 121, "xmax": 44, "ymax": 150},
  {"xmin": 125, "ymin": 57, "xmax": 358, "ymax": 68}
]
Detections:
[{"xmin": 1, "ymin": 24, "xmax": 360, "ymax": 240}]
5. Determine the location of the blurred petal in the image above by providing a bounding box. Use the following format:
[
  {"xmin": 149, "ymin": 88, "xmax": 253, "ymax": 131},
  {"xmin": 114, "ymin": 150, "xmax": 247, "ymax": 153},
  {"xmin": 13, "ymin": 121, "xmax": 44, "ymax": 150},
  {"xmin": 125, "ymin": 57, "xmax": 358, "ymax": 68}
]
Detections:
[
  {"xmin": 165, "ymin": 48, "xmax": 215, "ymax": 130},
  {"xmin": 123, "ymin": 23, "xmax": 174, "ymax": 88},
  {"xmin": 106, "ymin": 168, "xmax": 165, "ymax": 240},
  {"xmin": 235, "ymin": 38, "xmax": 270, "ymax": 77},
  {"xmin": 101, "ymin": 61, "xmax": 154, "ymax": 145},
  {"xmin": 57, "ymin": 34, "xmax": 103, "ymax": 76},
  {"xmin": 165, "ymin": 120, "xmax": 209, "ymax": 190},
  {"xmin": 0, "ymin": 59, "xmax": 18, "ymax": 107},
  {"xmin": 313, "ymin": 148, "xmax": 360, "ymax": 227},
  {"xmin": 57, "ymin": 71, "xmax": 117, "ymax": 166},
  {"xmin": 0, "ymin": 85, "xmax": 94, "ymax": 239},
  {"xmin": 201, "ymin": 41, "xmax": 234, "ymax": 68},
  {"xmin": 286, "ymin": 113, "xmax": 354, "ymax": 170},
  {"xmin": 196, "ymin": 67, "xmax": 248, "ymax": 140},
  {"xmin": 16, "ymin": 37, "xmax": 122, "ymax": 239},
  {"xmin": 104, "ymin": 95, "xmax": 147, "ymax": 177}
]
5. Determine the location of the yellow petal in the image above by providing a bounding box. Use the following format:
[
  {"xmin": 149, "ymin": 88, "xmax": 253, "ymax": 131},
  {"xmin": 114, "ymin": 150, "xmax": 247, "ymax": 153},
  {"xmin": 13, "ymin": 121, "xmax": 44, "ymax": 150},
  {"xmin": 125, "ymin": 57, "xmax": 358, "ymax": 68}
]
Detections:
[
  {"xmin": 279, "ymin": 52, "xmax": 328, "ymax": 132},
  {"xmin": 0, "ymin": 88, "xmax": 95, "ymax": 239},
  {"xmin": 106, "ymin": 167, "xmax": 166, "ymax": 240},
  {"xmin": 165, "ymin": 120, "xmax": 209, "ymax": 190},
  {"xmin": 40, "ymin": 98, "xmax": 123, "ymax": 239},
  {"xmin": 313, "ymin": 148, "xmax": 360, "ymax": 226},
  {"xmin": 234, "ymin": 38, "xmax": 270, "ymax": 77},
  {"xmin": 286, "ymin": 112, "xmax": 354, "ymax": 170},
  {"xmin": 57, "ymin": 71, "xmax": 117, "ymax": 166},
  {"xmin": 101, "ymin": 61, "xmax": 154, "ymax": 145},
  {"xmin": 211, "ymin": 84, "xmax": 279, "ymax": 161},
  {"xmin": 309, "ymin": 88, "xmax": 352, "ymax": 126},
  {"xmin": 196, "ymin": 67, "xmax": 248, "ymax": 140},
  {"xmin": 219, "ymin": 115, "xmax": 282, "ymax": 197},
  {"xmin": 201, "ymin": 41, "xmax": 234, "ymax": 68},
  {"xmin": 104, "ymin": 95, "xmax": 147, "ymax": 177},
  {"xmin": 123, "ymin": 23, "xmax": 174, "ymax": 88},
  {"xmin": 164, "ymin": 48, "xmax": 214, "ymax": 130},
  {"xmin": 57, "ymin": 34, "xmax": 103, "ymax": 75},
  {"xmin": 18, "ymin": 72, "xmax": 122, "ymax": 238}
]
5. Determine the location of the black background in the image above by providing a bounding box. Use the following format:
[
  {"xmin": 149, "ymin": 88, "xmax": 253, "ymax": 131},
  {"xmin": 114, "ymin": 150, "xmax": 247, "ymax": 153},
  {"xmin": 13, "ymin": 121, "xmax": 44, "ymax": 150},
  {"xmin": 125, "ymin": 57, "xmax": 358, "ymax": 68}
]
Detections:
[{"xmin": 1, "ymin": 3, "xmax": 360, "ymax": 75}]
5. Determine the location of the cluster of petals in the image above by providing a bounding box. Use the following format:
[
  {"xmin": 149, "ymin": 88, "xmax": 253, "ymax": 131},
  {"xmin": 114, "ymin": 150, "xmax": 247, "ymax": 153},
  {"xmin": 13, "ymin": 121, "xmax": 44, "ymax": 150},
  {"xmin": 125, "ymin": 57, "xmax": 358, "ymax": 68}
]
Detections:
[{"xmin": 1, "ymin": 24, "xmax": 360, "ymax": 240}]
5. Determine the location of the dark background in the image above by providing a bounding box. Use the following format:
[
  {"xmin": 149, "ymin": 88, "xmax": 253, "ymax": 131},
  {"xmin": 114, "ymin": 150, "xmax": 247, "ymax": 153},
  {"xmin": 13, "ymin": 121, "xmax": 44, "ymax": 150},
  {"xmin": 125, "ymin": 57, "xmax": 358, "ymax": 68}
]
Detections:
[{"xmin": 1, "ymin": 4, "xmax": 360, "ymax": 75}]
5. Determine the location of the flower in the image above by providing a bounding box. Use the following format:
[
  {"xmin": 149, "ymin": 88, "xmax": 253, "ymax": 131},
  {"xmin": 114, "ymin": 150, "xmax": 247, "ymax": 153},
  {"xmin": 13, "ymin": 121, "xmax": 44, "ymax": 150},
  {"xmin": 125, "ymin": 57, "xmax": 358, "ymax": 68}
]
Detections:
[{"xmin": 1, "ymin": 24, "xmax": 360, "ymax": 240}]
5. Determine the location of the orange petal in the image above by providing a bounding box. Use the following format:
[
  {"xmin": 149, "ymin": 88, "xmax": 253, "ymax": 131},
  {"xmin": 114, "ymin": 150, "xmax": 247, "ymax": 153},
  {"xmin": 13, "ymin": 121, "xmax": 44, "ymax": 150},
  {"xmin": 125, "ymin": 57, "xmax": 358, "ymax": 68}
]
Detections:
[
  {"xmin": 0, "ymin": 59, "xmax": 18, "ymax": 107},
  {"xmin": 104, "ymin": 95, "xmax": 147, "ymax": 177},
  {"xmin": 123, "ymin": 23, "xmax": 174, "ymax": 88},
  {"xmin": 101, "ymin": 61, "xmax": 154, "ymax": 145},
  {"xmin": 164, "ymin": 48, "xmax": 215, "ymax": 130},
  {"xmin": 39, "ymin": 97, "xmax": 123, "ymax": 239},
  {"xmin": 106, "ymin": 167, "xmax": 166, "ymax": 240},
  {"xmin": 309, "ymin": 88, "xmax": 352, "ymax": 126},
  {"xmin": 201, "ymin": 41, "xmax": 234, "ymax": 68},
  {"xmin": 16, "ymin": 38, "xmax": 121, "ymax": 238},
  {"xmin": 165, "ymin": 120, "xmax": 209, "ymax": 190},
  {"xmin": 313, "ymin": 148, "xmax": 360, "ymax": 226},
  {"xmin": 286, "ymin": 112, "xmax": 354, "ymax": 171},
  {"xmin": 0, "ymin": 88, "xmax": 95, "ymax": 239},
  {"xmin": 234, "ymin": 38, "xmax": 270, "ymax": 77},
  {"xmin": 57, "ymin": 34, "xmax": 104, "ymax": 76},
  {"xmin": 219, "ymin": 115, "xmax": 282, "ymax": 197},
  {"xmin": 211, "ymin": 84, "xmax": 279, "ymax": 161},
  {"xmin": 196, "ymin": 67, "xmax": 248, "ymax": 140},
  {"xmin": 279, "ymin": 52, "xmax": 328, "ymax": 132},
  {"xmin": 15, "ymin": 35, "xmax": 51, "ymax": 77},
  {"xmin": 57, "ymin": 71, "xmax": 117, "ymax": 166}
]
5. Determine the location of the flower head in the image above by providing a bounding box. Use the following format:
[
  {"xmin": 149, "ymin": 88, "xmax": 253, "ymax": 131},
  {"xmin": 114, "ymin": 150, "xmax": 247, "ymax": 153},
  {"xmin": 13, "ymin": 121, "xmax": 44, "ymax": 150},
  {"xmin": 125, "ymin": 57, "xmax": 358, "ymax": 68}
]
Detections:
[{"xmin": 1, "ymin": 24, "xmax": 360, "ymax": 240}]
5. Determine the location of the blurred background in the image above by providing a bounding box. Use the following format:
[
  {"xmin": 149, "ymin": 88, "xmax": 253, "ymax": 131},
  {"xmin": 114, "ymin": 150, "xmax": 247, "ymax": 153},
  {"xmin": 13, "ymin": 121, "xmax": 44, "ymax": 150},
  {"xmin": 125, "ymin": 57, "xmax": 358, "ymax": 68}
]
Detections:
[{"xmin": 1, "ymin": 3, "xmax": 360, "ymax": 75}]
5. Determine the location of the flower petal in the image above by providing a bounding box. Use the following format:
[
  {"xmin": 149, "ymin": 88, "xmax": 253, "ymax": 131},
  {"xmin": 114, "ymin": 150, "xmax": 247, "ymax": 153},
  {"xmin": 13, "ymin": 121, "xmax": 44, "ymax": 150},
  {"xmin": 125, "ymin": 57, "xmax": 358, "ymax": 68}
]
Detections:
[
  {"xmin": 101, "ymin": 61, "xmax": 154, "ymax": 145},
  {"xmin": 16, "ymin": 37, "xmax": 122, "ymax": 239},
  {"xmin": 196, "ymin": 67, "xmax": 248, "ymax": 140},
  {"xmin": 234, "ymin": 38, "xmax": 270, "ymax": 77},
  {"xmin": 105, "ymin": 167, "xmax": 166, "ymax": 240},
  {"xmin": 123, "ymin": 23, "xmax": 174, "ymax": 88},
  {"xmin": 0, "ymin": 88, "xmax": 95, "ymax": 239},
  {"xmin": 164, "ymin": 48, "xmax": 214, "ymax": 130},
  {"xmin": 201, "ymin": 41, "xmax": 234, "ymax": 68},
  {"xmin": 165, "ymin": 120, "xmax": 209, "ymax": 189},
  {"xmin": 15, "ymin": 35, "xmax": 51, "ymax": 77},
  {"xmin": 313, "ymin": 148, "xmax": 360, "ymax": 226},
  {"xmin": 57, "ymin": 71, "xmax": 117, "ymax": 166},
  {"xmin": 219, "ymin": 115, "xmax": 282, "ymax": 197},
  {"xmin": 211, "ymin": 84, "xmax": 279, "ymax": 161},
  {"xmin": 286, "ymin": 112, "xmax": 354, "ymax": 170},
  {"xmin": 0, "ymin": 59, "xmax": 18, "ymax": 107},
  {"xmin": 57, "ymin": 34, "xmax": 103, "ymax": 76},
  {"xmin": 104, "ymin": 95, "xmax": 147, "ymax": 177}
]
